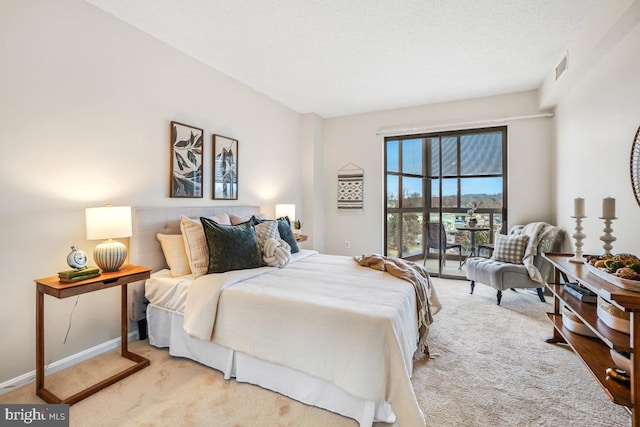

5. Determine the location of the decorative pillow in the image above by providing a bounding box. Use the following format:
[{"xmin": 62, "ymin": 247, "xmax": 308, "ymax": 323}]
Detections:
[
  {"xmin": 156, "ymin": 233, "xmax": 191, "ymax": 277},
  {"xmin": 276, "ymin": 216, "xmax": 300, "ymax": 254},
  {"xmin": 253, "ymin": 216, "xmax": 299, "ymax": 253},
  {"xmin": 180, "ymin": 213, "xmax": 231, "ymax": 277},
  {"xmin": 254, "ymin": 220, "xmax": 279, "ymax": 253},
  {"xmin": 491, "ymin": 234, "xmax": 529, "ymax": 264},
  {"xmin": 230, "ymin": 213, "xmax": 267, "ymax": 225},
  {"xmin": 200, "ymin": 217, "xmax": 262, "ymax": 273},
  {"xmin": 262, "ymin": 238, "xmax": 291, "ymax": 268}
]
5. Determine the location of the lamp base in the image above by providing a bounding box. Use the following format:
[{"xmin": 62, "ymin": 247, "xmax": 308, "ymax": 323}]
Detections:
[{"xmin": 94, "ymin": 240, "xmax": 127, "ymax": 272}]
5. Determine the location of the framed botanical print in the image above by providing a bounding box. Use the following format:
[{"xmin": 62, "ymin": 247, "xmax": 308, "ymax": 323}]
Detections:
[
  {"xmin": 213, "ymin": 134, "xmax": 238, "ymax": 200},
  {"xmin": 170, "ymin": 121, "xmax": 203, "ymax": 198}
]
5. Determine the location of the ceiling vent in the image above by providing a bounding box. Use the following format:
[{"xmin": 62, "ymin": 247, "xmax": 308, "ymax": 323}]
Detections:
[{"xmin": 555, "ymin": 54, "xmax": 568, "ymax": 80}]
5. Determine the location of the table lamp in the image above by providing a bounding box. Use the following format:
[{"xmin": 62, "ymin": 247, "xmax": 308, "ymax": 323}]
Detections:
[
  {"xmin": 86, "ymin": 205, "xmax": 132, "ymax": 272},
  {"xmin": 275, "ymin": 204, "xmax": 295, "ymax": 228}
]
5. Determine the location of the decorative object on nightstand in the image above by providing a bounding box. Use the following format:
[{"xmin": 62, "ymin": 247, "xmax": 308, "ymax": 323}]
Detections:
[
  {"xmin": 62, "ymin": 246, "xmax": 99, "ymax": 282},
  {"xmin": 66, "ymin": 245, "xmax": 88, "ymax": 269},
  {"xmin": 57, "ymin": 266, "xmax": 100, "ymax": 283},
  {"xmin": 599, "ymin": 197, "xmax": 616, "ymax": 255},
  {"xmin": 293, "ymin": 219, "xmax": 303, "ymax": 235},
  {"xmin": 569, "ymin": 197, "xmax": 586, "ymax": 263},
  {"xmin": 86, "ymin": 205, "xmax": 132, "ymax": 272}
]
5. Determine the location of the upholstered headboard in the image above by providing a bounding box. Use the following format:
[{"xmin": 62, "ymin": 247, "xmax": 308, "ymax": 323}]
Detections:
[{"xmin": 127, "ymin": 206, "xmax": 261, "ymax": 322}]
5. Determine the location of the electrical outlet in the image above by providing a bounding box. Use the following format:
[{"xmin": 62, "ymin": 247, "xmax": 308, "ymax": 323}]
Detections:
[{"xmin": 345, "ymin": 240, "xmax": 351, "ymax": 249}]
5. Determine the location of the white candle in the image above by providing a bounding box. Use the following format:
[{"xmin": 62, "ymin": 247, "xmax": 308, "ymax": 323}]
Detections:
[
  {"xmin": 574, "ymin": 198, "xmax": 585, "ymax": 217},
  {"xmin": 602, "ymin": 197, "xmax": 616, "ymax": 219}
]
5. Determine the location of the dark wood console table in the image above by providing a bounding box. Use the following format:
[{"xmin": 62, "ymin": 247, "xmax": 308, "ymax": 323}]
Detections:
[{"xmin": 543, "ymin": 253, "xmax": 640, "ymax": 425}]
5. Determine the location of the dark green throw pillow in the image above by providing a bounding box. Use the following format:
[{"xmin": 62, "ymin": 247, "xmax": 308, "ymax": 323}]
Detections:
[
  {"xmin": 252, "ymin": 215, "xmax": 299, "ymax": 253},
  {"xmin": 200, "ymin": 217, "xmax": 262, "ymax": 273}
]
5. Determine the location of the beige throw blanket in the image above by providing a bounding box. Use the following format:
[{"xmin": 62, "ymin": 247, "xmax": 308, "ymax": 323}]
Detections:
[{"xmin": 354, "ymin": 254, "xmax": 441, "ymax": 360}]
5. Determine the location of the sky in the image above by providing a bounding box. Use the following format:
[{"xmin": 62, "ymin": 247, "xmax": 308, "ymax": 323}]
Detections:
[{"xmin": 386, "ymin": 138, "xmax": 503, "ymax": 198}]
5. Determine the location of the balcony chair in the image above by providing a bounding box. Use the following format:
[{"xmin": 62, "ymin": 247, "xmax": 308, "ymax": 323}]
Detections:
[
  {"xmin": 423, "ymin": 222, "xmax": 463, "ymax": 270},
  {"xmin": 477, "ymin": 243, "xmax": 494, "ymax": 257}
]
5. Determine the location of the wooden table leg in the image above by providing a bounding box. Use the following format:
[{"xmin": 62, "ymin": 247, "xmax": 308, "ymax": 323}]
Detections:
[
  {"xmin": 121, "ymin": 284, "xmax": 127, "ymax": 355},
  {"xmin": 631, "ymin": 311, "xmax": 640, "ymax": 427},
  {"xmin": 36, "ymin": 288, "xmax": 61, "ymax": 403},
  {"xmin": 36, "ymin": 288, "xmax": 44, "ymax": 392},
  {"xmin": 546, "ymin": 267, "xmax": 566, "ymax": 344}
]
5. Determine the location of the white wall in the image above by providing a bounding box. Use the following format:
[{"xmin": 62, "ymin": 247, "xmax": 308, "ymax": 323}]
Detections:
[
  {"xmin": 300, "ymin": 113, "xmax": 325, "ymax": 252},
  {"xmin": 321, "ymin": 91, "xmax": 554, "ymax": 256},
  {"xmin": 4, "ymin": 0, "xmax": 639, "ymax": 390},
  {"xmin": 552, "ymin": 23, "xmax": 640, "ymax": 255},
  {"xmin": 0, "ymin": 0, "xmax": 301, "ymax": 383}
]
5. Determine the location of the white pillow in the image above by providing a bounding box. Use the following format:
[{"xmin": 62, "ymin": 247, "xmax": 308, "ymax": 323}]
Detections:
[
  {"xmin": 156, "ymin": 233, "xmax": 191, "ymax": 277},
  {"xmin": 180, "ymin": 213, "xmax": 231, "ymax": 277},
  {"xmin": 254, "ymin": 220, "xmax": 279, "ymax": 254}
]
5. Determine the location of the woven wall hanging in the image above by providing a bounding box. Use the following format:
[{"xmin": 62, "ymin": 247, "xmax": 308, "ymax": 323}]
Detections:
[{"xmin": 337, "ymin": 163, "xmax": 364, "ymax": 213}]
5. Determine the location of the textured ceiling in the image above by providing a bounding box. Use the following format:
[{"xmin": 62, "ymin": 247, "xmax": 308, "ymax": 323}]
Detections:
[{"xmin": 85, "ymin": 0, "xmax": 601, "ymax": 118}]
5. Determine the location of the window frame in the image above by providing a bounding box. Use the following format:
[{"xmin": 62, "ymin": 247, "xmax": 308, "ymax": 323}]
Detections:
[{"xmin": 384, "ymin": 126, "xmax": 508, "ymax": 262}]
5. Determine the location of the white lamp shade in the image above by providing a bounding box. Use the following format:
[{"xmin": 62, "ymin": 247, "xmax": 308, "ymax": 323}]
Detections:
[
  {"xmin": 86, "ymin": 206, "xmax": 132, "ymax": 240},
  {"xmin": 275, "ymin": 204, "xmax": 295, "ymax": 222}
]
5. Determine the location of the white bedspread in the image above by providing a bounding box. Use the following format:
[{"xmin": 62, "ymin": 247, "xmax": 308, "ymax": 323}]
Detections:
[
  {"xmin": 184, "ymin": 250, "xmax": 433, "ymax": 426},
  {"xmin": 145, "ymin": 269, "xmax": 194, "ymax": 312}
]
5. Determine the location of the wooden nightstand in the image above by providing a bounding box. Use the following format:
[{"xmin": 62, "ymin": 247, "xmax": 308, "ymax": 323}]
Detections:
[
  {"xmin": 34, "ymin": 264, "xmax": 151, "ymax": 405},
  {"xmin": 294, "ymin": 234, "xmax": 308, "ymax": 242}
]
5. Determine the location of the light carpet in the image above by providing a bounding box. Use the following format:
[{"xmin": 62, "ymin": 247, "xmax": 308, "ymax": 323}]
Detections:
[{"xmin": 1, "ymin": 278, "xmax": 630, "ymax": 426}]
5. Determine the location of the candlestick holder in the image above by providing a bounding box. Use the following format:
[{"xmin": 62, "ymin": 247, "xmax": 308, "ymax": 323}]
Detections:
[
  {"xmin": 599, "ymin": 217, "xmax": 617, "ymax": 255},
  {"xmin": 569, "ymin": 216, "xmax": 586, "ymax": 263}
]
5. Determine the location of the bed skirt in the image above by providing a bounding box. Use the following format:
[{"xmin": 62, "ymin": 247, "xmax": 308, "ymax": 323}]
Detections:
[{"xmin": 147, "ymin": 304, "xmax": 396, "ymax": 426}]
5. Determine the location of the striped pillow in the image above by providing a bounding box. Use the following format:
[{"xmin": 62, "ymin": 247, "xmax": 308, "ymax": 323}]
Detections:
[
  {"xmin": 180, "ymin": 213, "xmax": 231, "ymax": 277},
  {"xmin": 255, "ymin": 220, "xmax": 279, "ymax": 253},
  {"xmin": 491, "ymin": 234, "xmax": 529, "ymax": 264}
]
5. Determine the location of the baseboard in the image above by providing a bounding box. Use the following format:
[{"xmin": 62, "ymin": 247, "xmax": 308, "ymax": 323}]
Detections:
[{"xmin": 0, "ymin": 331, "xmax": 139, "ymax": 396}]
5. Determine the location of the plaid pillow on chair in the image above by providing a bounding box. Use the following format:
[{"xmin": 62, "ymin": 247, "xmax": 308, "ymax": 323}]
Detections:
[{"xmin": 491, "ymin": 234, "xmax": 529, "ymax": 264}]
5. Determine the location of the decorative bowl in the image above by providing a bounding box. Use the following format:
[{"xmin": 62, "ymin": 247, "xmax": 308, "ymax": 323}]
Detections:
[
  {"xmin": 586, "ymin": 263, "xmax": 640, "ymax": 292},
  {"xmin": 610, "ymin": 349, "xmax": 631, "ymax": 372},
  {"xmin": 562, "ymin": 305, "xmax": 597, "ymax": 338},
  {"xmin": 597, "ymin": 297, "xmax": 630, "ymax": 334}
]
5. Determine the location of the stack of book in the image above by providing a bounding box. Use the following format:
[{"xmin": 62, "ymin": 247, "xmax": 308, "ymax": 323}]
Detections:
[
  {"xmin": 58, "ymin": 266, "xmax": 100, "ymax": 283},
  {"xmin": 563, "ymin": 282, "xmax": 597, "ymax": 303}
]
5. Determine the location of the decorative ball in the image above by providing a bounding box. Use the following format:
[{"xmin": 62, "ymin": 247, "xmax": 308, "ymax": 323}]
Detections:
[{"xmin": 263, "ymin": 238, "xmax": 292, "ymax": 268}]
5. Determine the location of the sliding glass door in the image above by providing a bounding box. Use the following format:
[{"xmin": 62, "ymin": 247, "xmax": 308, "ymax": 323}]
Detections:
[{"xmin": 384, "ymin": 127, "xmax": 507, "ymax": 278}]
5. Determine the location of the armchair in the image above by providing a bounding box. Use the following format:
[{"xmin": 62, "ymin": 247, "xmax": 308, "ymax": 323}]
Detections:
[{"xmin": 465, "ymin": 222, "xmax": 564, "ymax": 305}]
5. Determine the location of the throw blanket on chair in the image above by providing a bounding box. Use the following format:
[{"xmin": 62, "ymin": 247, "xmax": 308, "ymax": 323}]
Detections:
[
  {"xmin": 517, "ymin": 222, "xmax": 562, "ymax": 284},
  {"xmin": 354, "ymin": 254, "xmax": 441, "ymax": 360},
  {"xmin": 518, "ymin": 222, "xmax": 546, "ymax": 283}
]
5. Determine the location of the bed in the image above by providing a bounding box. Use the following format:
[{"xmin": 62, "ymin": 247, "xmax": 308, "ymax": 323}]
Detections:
[{"xmin": 128, "ymin": 206, "xmax": 439, "ymax": 426}]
